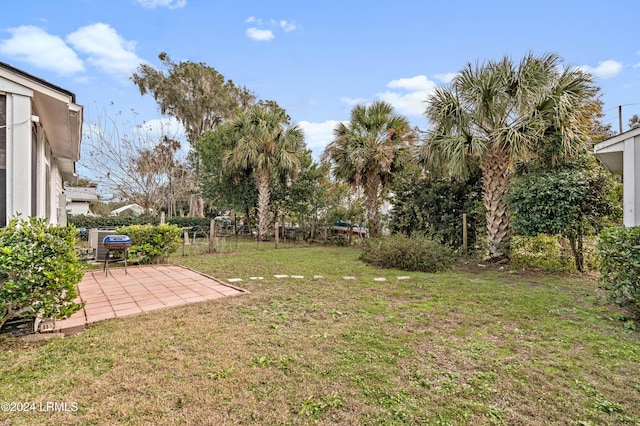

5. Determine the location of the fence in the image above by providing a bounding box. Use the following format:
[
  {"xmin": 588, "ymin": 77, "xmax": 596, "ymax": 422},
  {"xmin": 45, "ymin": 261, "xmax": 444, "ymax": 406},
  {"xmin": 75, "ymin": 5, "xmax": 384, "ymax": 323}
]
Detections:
[{"xmin": 177, "ymin": 222, "xmax": 366, "ymax": 256}]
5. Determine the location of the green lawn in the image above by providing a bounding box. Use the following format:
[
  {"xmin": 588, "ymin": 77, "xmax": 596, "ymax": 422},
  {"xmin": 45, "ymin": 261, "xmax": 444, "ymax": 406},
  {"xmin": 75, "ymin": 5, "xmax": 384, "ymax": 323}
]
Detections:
[{"xmin": 1, "ymin": 245, "xmax": 639, "ymax": 425}]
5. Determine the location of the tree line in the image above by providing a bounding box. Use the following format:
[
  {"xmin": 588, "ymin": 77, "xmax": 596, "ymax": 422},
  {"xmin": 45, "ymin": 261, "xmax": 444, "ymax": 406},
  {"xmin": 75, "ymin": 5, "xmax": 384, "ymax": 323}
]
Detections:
[{"xmin": 80, "ymin": 51, "xmax": 622, "ymax": 269}]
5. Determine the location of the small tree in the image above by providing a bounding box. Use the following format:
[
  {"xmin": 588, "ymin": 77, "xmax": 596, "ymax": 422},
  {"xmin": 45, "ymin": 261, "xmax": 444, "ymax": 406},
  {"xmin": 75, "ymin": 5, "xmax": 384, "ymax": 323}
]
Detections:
[
  {"xmin": 508, "ymin": 157, "xmax": 621, "ymax": 271},
  {"xmin": 223, "ymin": 103, "xmax": 306, "ymax": 240},
  {"xmin": 0, "ymin": 217, "xmax": 84, "ymax": 330},
  {"xmin": 81, "ymin": 105, "xmax": 191, "ymax": 216},
  {"xmin": 323, "ymin": 101, "xmax": 415, "ymax": 237}
]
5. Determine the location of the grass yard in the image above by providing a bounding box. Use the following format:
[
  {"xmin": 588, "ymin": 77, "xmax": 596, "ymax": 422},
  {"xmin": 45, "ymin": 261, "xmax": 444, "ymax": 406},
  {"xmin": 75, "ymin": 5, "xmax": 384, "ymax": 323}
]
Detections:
[{"xmin": 1, "ymin": 245, "xmax": 639, "ymax": 425}]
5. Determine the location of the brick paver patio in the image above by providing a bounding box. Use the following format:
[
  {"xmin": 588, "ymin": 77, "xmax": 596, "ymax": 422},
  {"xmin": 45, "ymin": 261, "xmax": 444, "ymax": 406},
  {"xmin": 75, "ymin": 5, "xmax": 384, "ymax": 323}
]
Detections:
[{"xmin": 53, "ymin": 265, "xmax": 248, "ymax": 335}]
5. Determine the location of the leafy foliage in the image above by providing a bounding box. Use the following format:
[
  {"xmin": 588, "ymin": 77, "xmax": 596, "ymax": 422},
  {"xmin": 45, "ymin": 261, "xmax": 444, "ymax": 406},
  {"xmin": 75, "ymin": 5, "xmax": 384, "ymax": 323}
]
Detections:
[
  {"xmin": 510, "ymin": 235, "xmax": 575, "ymax": 272},
  {"xmin": 359, "ymin": 234, "xmax": 456, "ymax": 272},
  {"xmin": 597, "ymin": 226, "xmax": 640, "ymax": 319},
  {"xmin": 508, "ymin": 158, "xmax": 621, "ymax": 271},
  {"xmin": 69, "ymin": 215, "xmax": 213, "ymax": 234},
  {"xmin": 421, "ymin": 53, "xmax": 599, "ymax": 259},
  {"xmin": 132, "ymin": 52, "xmax": 255, "ymax": 144},
  {"xmin": 116, "ymin": 224, "xmax": 182, "ymax": 264},
  {"xmin": 390, "ymin": 167, "xmax": 484, "ymax": 250},
  {"xmin": 197, "ymin": 122, "xmax": 258, "ymax": 218},
  {"xmin": 0, "ymin": 217, "xmax": 84, "ymax": 329}
]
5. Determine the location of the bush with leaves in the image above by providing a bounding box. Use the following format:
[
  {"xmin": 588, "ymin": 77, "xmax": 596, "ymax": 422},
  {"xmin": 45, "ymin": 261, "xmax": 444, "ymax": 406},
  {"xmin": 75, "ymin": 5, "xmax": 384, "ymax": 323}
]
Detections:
[
  {"xmin": 597, "ymin": 226, "xmax": 640, "ymax": 319},
  {"xmin": 116, "ymin": 224, "xmax": 182, "ymax": 264},
  {"xmin": 359, "ymin": 234, "xmax": 456, "ymax": 272},
  {"xmin": 508, "ymin": 158, "xmax": 621, "ymax": 271},
  {"xmin": 0, "ymin": 217, "xmax": 84, "ymax": 330},
  {"xmin": 390, "ymin": 168, "xmax": 484, "ymax": 250}
]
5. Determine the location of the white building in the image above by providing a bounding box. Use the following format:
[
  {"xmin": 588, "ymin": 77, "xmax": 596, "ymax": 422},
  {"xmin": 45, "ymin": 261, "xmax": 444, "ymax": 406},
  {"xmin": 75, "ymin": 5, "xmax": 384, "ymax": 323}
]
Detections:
[
  {"xmin": 594, "ymin": 127, "xmax": 640, "ymax": 226},
  {"xmin": 65, "ymin": 186, "xmax": 98, "ymax": 216},
  {"xmin": 0, "ymin": 62, "xmax": 83, "ymax": 226}
]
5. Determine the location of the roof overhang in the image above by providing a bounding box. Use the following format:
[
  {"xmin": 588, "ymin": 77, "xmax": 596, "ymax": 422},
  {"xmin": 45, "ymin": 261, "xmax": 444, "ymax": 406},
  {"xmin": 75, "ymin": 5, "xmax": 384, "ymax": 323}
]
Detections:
[
  {"xmin": 0, "ymin": 62, "xmax": 83, "ymax": 181},
  {"xmin": 593, "ymin": 127, "xmax": 640, "ymax": 175}
]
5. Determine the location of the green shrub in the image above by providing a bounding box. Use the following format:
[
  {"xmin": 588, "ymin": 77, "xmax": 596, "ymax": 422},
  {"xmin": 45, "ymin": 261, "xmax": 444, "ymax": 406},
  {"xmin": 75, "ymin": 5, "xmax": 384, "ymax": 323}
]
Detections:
[
  {"xmin": 511, "ymin": 235, "xmax": 573, "ymax": 272},
  {"xmin": 0, "ymin": 216, "xmax": 84, "ymax": 329},
  {"xmin": 597, "ymin": 226, "xmax": 640, "ymax": 318},
  {"xmin": 359, "ymin": 234, "xmax": 456, "ymax": 272},
  {"xmin": 69, "ymin": 215, "xmax": 212, "ymax": 237},
  {"xmin": 116, "ymin": 224, "xmax": 182, "ymax": 264}
]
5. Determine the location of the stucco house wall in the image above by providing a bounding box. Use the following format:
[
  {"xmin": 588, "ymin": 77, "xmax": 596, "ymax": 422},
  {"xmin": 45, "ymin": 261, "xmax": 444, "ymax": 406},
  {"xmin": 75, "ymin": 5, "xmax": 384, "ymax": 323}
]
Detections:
[{"xmin": 0, "ymin": 62, "xmax": 83, "ymax": 226}]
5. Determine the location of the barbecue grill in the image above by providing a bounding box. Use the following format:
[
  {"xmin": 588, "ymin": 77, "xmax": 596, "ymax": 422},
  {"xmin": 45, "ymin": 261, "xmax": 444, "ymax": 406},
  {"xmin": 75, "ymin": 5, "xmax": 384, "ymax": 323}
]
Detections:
[{"xmin": 103, "ymin": 235, "xmax": 132, "ymax": 275}]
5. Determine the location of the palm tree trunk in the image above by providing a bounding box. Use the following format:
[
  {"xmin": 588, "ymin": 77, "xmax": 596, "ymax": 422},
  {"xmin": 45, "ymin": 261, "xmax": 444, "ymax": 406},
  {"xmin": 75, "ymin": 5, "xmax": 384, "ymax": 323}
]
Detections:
[
  {"xmin": 481, "ymin": 149, "xmax": 511, "ymax": 261},
  {"xmin": 256, "ymin": 171, "xmax": 270, "ymax": 241},
  {"xmin": 365, "ymin": 178, "xmax": 381, "ymax": 237}
]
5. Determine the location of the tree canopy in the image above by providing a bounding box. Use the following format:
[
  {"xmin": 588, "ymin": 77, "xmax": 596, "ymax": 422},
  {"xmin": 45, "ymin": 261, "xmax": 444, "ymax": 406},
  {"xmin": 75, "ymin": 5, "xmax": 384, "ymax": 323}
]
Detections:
[
  {"xmin": 132, "ymin": 52, "xmax": 254, "ymax": 144},
  {"xmin": 421, "ymin": 52, "xmax": 599, "ymax": 261}
]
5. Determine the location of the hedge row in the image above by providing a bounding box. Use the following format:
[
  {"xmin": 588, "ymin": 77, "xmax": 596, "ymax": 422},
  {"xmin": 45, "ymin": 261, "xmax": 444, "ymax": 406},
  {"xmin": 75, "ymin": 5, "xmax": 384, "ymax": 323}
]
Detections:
[{"xmin": 69, "ymin": 215, "xmax": 213, "ymax": 233}]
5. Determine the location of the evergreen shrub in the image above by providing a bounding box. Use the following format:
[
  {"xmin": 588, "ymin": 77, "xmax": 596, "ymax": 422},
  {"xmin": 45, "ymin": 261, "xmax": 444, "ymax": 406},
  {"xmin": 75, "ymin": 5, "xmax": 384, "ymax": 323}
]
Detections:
[{"xmin": 359, "ymin": 234, "xmax": 456, "ymax": 273}]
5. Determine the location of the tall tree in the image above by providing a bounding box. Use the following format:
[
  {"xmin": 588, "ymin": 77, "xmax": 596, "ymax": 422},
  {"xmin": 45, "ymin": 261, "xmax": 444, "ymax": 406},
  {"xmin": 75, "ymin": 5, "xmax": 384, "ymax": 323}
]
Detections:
[
  {"xmin": 420, "ymin": 53, "xmax": 598, "ymax": 260},
  {"xmin": 132, "ymin": 52, "xmax": 254, "ymax": 143},
  {"xmin": 323, "ymin": 101, "xmax": 415, "ymax": 237},
  {"xmin": 224, "ymin": 103, "xmax": 306, "ymax": 240},
  {"xmin": 131, "ymin": 53, "xmax": 255, "ymax": 216}
]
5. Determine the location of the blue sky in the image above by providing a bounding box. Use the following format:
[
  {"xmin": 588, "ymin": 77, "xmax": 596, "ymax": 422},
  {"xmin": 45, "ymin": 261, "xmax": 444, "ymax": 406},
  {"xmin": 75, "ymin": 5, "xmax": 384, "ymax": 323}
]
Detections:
[{"xmin": 1, "ymin": 0, "xmax": 639, "ymax": 169}]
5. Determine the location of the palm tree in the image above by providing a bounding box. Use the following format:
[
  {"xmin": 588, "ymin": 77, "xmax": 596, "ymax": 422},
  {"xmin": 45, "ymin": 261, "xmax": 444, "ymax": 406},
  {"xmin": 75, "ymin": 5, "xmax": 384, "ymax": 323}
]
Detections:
[
  {"xmin": 323, "ymin": 101, "xmax": 415, "ymax": 237},
  {"xmin": 420, "ymin": 52, "xmax": 598, "ymax": 260},
  {"xmin": 225, "ymin": 104, "xmax": 305, "ymax": 240}
]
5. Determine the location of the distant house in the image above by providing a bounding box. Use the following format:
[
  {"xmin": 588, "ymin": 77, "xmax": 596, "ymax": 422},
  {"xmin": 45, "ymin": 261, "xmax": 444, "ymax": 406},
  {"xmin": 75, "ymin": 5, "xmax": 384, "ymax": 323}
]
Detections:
[
  {"xmin": 110, "ymin": 203, "xmax": 146, "ymax": 217},
  {"xmin": 593, "ymin": 127, "xmax": 640, "ymax": 226},
  {"xmin": 0, "ymin": 62, "xmax": 83, "ymax": 226},
  {"xmin": 65, "ymin": 186, "xmax": 98, "ymax": 216}
]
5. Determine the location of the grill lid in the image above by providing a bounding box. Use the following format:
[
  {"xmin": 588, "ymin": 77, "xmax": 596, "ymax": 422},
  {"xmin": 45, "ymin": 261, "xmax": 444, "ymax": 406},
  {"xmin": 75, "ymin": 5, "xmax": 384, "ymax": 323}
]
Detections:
[{"xmin": 103, "ymin": 235, "xmax": 132, "ymax": 248}]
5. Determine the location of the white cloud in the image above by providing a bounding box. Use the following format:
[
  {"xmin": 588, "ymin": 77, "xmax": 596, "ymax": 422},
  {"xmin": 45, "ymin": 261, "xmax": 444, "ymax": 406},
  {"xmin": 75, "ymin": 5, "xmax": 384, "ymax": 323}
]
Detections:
[
  {"xmin": 133, "ymin": 0, "xmax": 186, "ymax": 9},
  {"xmin": 246, "ymin": 27, "xmax": 274, "ymax": 41},
  {"xmin": 340, "ymin": 96, "xmax": 368, "ymax": 106},
  {"xmin": 375, "ymin": 75, "xmax": 437, "ymax": 117},
  {"xmin": 244, "ymin": 16, "xmax": 297, "ymax": 41},
  {"xmin": 0, "ymin": 25, "xmax": 84, "ymax": 75},
  {"xmin": 387, "ymin": 75, "xmax": 436, "ymax": 92},
  {"xmin": 245, "ymin": 16, "xmax": 261, "ymax": 24},
  {"xmin": 66, "ymin": 23, "xmax": 145, "ymax": 80},
  {"xmin": 138, "ymin": 117, "xmax": 186, "ymax": 141},
  {"xmin": 138, "ymin": 117, "xmax": 189, "ymax": 158},
  {"xmin": 298, "ymin": 120, "xmax": 343, "ymax": 160},
  {"xmin": 433, "ymin": 72, "xmax": 457, "ymax": 84},
  {"xmin": 280, "ymin": 20, "xmax": 297, "ymax": 32},
  {"xmin": 376, "ymin": 90, "xmax": 430, "ymax": 117},
  {"xmin": 579, "ymin": 59, "xmax": 623, "ymax": 79}
]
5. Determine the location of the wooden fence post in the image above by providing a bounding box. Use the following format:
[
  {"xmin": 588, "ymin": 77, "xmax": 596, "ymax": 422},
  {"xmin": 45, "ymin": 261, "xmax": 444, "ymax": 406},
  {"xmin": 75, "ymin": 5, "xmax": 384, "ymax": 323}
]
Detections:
[
  {"xmin": 462, "ymin": 213, "xmax": 468, "ymax": 253},
  {"xmin": 209, "ymin": 219, "xmax": 216, "ymax": 253}
]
